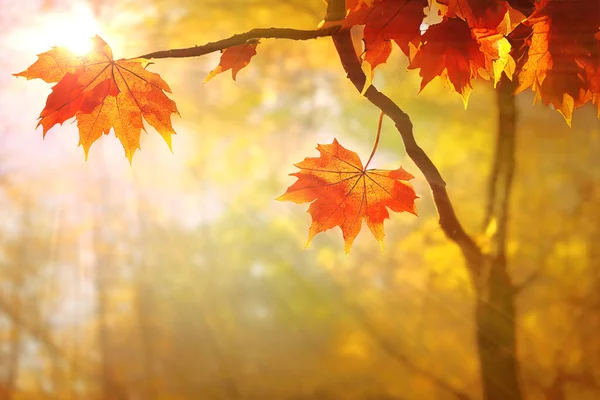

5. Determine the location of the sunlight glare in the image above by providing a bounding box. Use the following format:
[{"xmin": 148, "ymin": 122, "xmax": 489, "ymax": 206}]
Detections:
[
  {"xmin": 14, "ymin": 3, "xmax": 101, "ymax": 55},
  {"xmin": 43, "ymin": 5, "xmax": 98, "ymax": 55},
  {"xmin": 62, "ymin": 35, "xmax": 94, "ymax": 57}
]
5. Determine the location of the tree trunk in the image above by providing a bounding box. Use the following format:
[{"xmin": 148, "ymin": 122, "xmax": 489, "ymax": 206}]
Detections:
[
  {"xmin": 476, "ymin": 257, "xmax": 521, "ymax": 400},
  {"xmin": 475, "ymin": 77, "xmax": 523, "ymax": 400}
]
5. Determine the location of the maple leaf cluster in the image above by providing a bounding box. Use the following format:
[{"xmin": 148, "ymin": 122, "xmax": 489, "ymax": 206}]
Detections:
[
  {"xmin": 280, "ymin": 0, "xmax": 599, "ymax": 250},
  {"xmin": 514, "ymin": 0, "xmax": 600, "ymax": 122},
  {"xmin": 342, "ymin": 0, "xmax": 600, "ymax": 121}
]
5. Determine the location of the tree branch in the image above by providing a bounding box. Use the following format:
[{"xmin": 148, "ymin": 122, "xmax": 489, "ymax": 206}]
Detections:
[
  {"xmin": 331, "ymin": 30, "xmax": 483, "ymax": 275},
  {"xmin": 136, "ymin": 26, "xmax": 342, "ymax": 60},
  {"xmin": 325, "ymin": 0, "xmax": 347, "ymax": 21}
]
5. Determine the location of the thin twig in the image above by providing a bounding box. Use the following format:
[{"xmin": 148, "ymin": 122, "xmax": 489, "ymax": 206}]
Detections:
[{"xmin": 135, "ymin": 26, "xmax": 342, "ymax": 60}]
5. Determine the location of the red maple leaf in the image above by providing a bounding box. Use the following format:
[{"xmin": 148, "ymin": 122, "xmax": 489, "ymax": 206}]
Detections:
[
  {"xmin": 204, "ymin": 40, "xmax": 259, "ymax": 83},
  {"xmin": 515, "ymin": 0, "xmax": 600, "ymax": 124},
  {"xmin": 14, "ymin": 35, "xmax": 179, "ymax": 161},
  {"xmin": 346, "ymin": 0, "xmax": 428, "ymax": 69},
  {"xmin": 438, "ymin": 0, "xmax": 509, "ymax": 29},
  {"xmin": 278, "ymin": 139, "xmax": 418, "ymax": 253},
  {"xmin": 408, "ymin": 17, "xmax": 486, "ymax": 100}
]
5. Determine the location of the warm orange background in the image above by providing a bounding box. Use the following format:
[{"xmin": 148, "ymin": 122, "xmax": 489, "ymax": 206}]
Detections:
[{"xmin": 0, "ymin": 1, "xmax": 599, "ymax": 399}]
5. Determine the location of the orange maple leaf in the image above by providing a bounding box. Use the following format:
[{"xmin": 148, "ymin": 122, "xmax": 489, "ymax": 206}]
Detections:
[
  {"xmin": 408, "ymin": 17, "xmax": 486, "ymax": 101},
  {"xmin": 278, "ymin": 139, "xmax": 418, "ymax": 253},
  {"xmin": 15, "ymin": 35, "xmax": 179, "ymax": 162},
  {"xmin": 514, "ymin": 0, "xmax": 600, "ymax": 124},
  {"xmin": 345, "ymin": 0, "xmax": 428, "ymax": 70},
  {"xmin": 204, "ymin": 40, "xmax": 259, "ymax": 83}
]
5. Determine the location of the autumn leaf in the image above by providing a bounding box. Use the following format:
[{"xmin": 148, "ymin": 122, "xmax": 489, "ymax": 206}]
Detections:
[
  {"xmin": 437, "ymin": 0, "xmax": 509, "ymax": 30},
  {"xmin": 514, "ymin": 0, "xmax": 600, "ymax": 124},
  {"xmin": 346, "ymin": 0, "xmax": 372, "ymax": 12},
  {"xmin": 204, "ymin": 40, "xmax": 259, "ymax": 83},
  {"xmin": 408, "ymin": 14, "xmax": 516, "ymax": 104},
  {"xmin": 347, "ymin": 0, "xmax": 427, "ymax": 55},
  {"xmin": 344, "ymin": 0, "xmax": 427, "ymax": 86},
  {"xmin": 14, "ymin": 35, "xmax": 179, "ymax": 162},
  {"xmin": 13, "ymin": 46, "xmax": 84, "ymax": 83},
  {"xmin": 278, "ymin": 139, "xmax": 418, "ymax": 253},
  {"xmin": 408, "ymin": 17, "xmax": 486, "ymax": 103},
  {"xmin": 478, "ymin": 33, "xmax": 515, "ymax": 87},
  {"xmin": 363, "ymin": 28, "xmax": 393, "ymax": 71}
]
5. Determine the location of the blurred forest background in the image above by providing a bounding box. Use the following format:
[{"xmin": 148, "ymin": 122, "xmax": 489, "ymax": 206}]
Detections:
[{"xmin": 1, "ymin": 0, "xmax": 599, "ymax": 399}]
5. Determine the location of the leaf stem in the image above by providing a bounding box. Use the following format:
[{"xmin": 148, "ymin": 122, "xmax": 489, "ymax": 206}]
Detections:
[{"xmin": 365, "ymin": 111, "xmax": 384, "ymax": 169}]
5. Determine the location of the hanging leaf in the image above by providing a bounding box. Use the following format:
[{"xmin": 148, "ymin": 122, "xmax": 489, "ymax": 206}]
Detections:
[
  {"xmin": 204, "ymin": 39, "xmax": 259, "ymax": 83},
  {"xmin": 15, "ymin": 35, "xmax": 179, "ymax": 161},
  {"xmin": 278, "ymin": 139, "xmax": 418, "ymax": 253}
]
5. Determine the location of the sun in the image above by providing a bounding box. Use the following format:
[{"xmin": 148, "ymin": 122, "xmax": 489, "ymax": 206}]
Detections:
[
  {"xmin": 43, "ymin": 5, "xmax": 99, "ymax": 55},
  {"xmin": 53, "ymin": 35, "xmax": 95, "ymax": 57},
  {"xmin": 54, "ymin": 33, "xmax": 96, "ymax": 57},
  {"xmin": 13, "ymin": 3, "xmax": 102, "ymax": 56}
]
